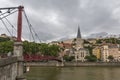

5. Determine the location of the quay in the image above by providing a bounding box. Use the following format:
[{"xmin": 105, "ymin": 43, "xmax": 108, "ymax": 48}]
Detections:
[{"xmin": 25, "ymin": 61, "xmax": 120, "ymax": 67}]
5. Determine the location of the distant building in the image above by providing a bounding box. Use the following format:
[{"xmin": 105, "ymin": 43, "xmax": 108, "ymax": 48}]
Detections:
[
  {"xmin": 87, "ymin": 38, "xmax": 96, "ymax": 44},
  {"xmin": 101, "ymin": 44, "xmax": 120, "ymax": 62},
  {"xmin": 75, "ymin": 48, "xmax": 89, "ymax": 62},
  {"xmin": 0, "ymin": 33, "xmax": 17, "ymax": 41},
  {"xmin": 10, "ymin": 36, "xmax": 17, "ymax": 41},
  {"xmin": 0, "ymin": 34, "xmax": 8, "ymax": 38},
  {"xmin": 49, "ymin": 41, "xmax": 59, "ymax": 45},
  {"xmin": 74, "ymin": 26, "xmax": 89, "ymax": 62},
  {"xmin": 62, "ymin": 39, "xmax": 74, "ymax": 44},
  {"xmin": 58, "ymin": 42, "xmax": 72, "ymax": 56},
  {"xmin": 93, "ymin": 46, "xmax": 101, "ymax": 60}
]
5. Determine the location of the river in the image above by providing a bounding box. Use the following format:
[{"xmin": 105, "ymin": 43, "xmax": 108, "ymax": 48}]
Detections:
[{"xmin": 25, "ymin": 67, "xmax": 120, "ymax": 80}]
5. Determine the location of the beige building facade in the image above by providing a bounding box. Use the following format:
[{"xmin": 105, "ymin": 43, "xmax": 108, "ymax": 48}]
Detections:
[
  {"xmin": 101, "ymin": 44, "xmax": 120, "ymax": 62},
  {"xmin": 75, "ymin": 48, "xmax": 89, "ymax": 62}
]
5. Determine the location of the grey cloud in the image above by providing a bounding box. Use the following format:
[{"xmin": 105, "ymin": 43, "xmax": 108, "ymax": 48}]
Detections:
[{"xmin": 0, "ymin": 0, "xmax": 120, "ymax": 41}]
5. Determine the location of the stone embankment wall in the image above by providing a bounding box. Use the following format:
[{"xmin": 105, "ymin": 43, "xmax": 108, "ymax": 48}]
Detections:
[
  {"xmin": 64, "ymin": 62, "xmax": 120, "ymax": 67},
  {"xmin": 25, "ymin": 62, "xmax": 120, "ymax": 67},
  {"xmin": 25, "ymin": 61, "xmax": 61, "ymax": 67},
  {"xmin": 0, "ymin": 57, "xmax": 18, "ymax": 80}
]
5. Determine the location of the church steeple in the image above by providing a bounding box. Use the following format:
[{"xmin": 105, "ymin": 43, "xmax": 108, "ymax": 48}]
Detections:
[{"xmin": 77, "ymin": 25, "xmax": 81, "ymax": 38}]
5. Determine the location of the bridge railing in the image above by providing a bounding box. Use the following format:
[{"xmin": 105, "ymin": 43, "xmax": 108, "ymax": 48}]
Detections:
[
  {"xmin": 24, "ymin": 54, "xmax": 62, "ymax": 62},
  {"xmin": 0, "ymin": 56, "xmax": 17, "ymax": 67}
]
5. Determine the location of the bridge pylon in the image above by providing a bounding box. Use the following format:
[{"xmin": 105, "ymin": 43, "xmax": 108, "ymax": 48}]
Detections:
[{"xmin": 13, "ymin": 6, "xmax": 24, "ymax": 79}]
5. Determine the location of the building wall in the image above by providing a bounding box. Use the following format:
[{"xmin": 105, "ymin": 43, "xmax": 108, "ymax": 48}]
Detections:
[
  {"xmin": 0, "ymin": 57, "xmax": 18, "ymax": 80},
  {"xmin": 101, "ymin": 44, "xmax": 120, "ymax": 62},
  {"xmin": 109, "ymin": 48, "xmax": 120, "ymax": 61},
  {"xmin": 63, "ymin": 39, "xmax": 73, "ymax": 44},
  {"xmin": 93, "ymin": 47, "xmax": 101, "ymax": 59},
  {"xmin": 74, "ymin": 38, "xmax": 84, "ymax": 49},
  {"xmin": 75, "ymin": 49, "xmax": 89, "ymax": 62},
  {"xmin": 101, "ymin": 45, "xmax": 109, "ymax": 62}
]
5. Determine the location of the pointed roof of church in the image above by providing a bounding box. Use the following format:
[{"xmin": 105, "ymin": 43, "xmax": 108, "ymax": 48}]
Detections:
[{"xmin": 77, "ymin": 25, "xmax": 81, "ymax": 38}]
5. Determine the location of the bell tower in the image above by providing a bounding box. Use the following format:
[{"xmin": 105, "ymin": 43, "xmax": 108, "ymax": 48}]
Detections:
[
  {"xmin": 75, "ymin": 25, "xmax": 84, "ymax": 49},
  {"xmin": 77, "ymin": 25, "xmax": 81, "ymax": 38}
]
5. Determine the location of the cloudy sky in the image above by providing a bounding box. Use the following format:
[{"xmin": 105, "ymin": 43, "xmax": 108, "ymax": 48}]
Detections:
[{"xmin": 0, "ymin": 0, "xmax": 120, "ymax": 42}]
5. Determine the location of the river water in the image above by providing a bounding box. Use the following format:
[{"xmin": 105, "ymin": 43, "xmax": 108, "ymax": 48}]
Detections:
[{"xmin": 25, "ymin": 67, "xmax": 120, "ymax": 80}]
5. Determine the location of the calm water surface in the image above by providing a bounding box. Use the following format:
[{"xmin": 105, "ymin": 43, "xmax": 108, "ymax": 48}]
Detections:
[{"xmin": 25, "ymin": 67, "xmax": 120, "ymax": 80}]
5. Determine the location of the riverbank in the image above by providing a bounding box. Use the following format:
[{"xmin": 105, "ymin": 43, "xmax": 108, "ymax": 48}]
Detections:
[{"xmin": 24, "ymin": 61, "xmax": 120, "ymax": 67}]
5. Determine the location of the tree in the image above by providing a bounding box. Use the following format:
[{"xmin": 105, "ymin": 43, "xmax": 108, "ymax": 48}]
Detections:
[
  {"xmin": 23, "ymin": 41, "xmax": 30, "ymax": 54},
  {"xmin": 48, "ymin": 45, "xmax": 60, "ymax": 56},
  {"xmin": 85, "ymin": 55, "xmax": 97, "ymax": 62},
  {"xmin": 96, "ymin": 39, "xmax": 102, "ymax": 44},
  {"xmin": 0, "ymin": 41, "xmax": 13, "ymax": 55},
  {"xmin": 108, "ymin": 55, "xmax": 114, "ymax": 62},
  {"xmin": 0, "ymin": 37, "xmax": 10, "ymax": 42},
  {"xmin": 63, "ymin": 55, "xmax": 74, "ymax": 62},
  {"xmin": 23, "ymin": 41, "xmax": 40, "ymax": 55},
  {"xmin": 39, "ymin": 44, "xmax": 60, "ymax": 56},
  {"xmin": 39, "ymin": 43, "xmax": 49, "ymax": 55}
]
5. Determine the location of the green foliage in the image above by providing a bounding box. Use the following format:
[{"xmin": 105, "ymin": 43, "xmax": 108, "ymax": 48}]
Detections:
[
  {"xmin": 48, "ymin": 45, "xmax": 60, "ymax": 56},
  {"xmin": 108, "ymin": 55, "xmax": 114, "ymax": 61},
  {"xmin": 23, "ymin": 41, "xmax": 29, "ymax": 54},
  {"xmin": 0, "ymin": 37, "xmax": 10, "ymax": 42},
  {"xmin": 63, "ymin": 55, "xmax": 75, "ymax": 62},
  {"xmin": 85, "ymin": 55, "xmax": 97, "ymax": 62},
  {"xmin": 96, "ymin": 38, "xmax": 120, "ymax": 44},
  {"xmin": 23, "ymin": 41, "xmax": 40, "ymax": 54},
  {"xmin": 23, "ymin": 42, "xmax": 60, "ymax": 56},
  {"xmin": 39, "ymin": 43, "xmax": 60, "ymax": 56},
  {"xmin": 96, "ymin": 39, "xmax": 102, "ymax": 44},
  {"xmin": 0, "ymin": 40, "xmax": 59, "ymax": 56},
  {"xmin": 0, "ymin": 41, "xmax": 13, "ymax": 54},
  {"xmin": 29, "ymin": 42, "xmax": 39, "ymax": 54},
  {"xmin": 39, "ymin": 43, "xmax": 50, "ymax": 55}
]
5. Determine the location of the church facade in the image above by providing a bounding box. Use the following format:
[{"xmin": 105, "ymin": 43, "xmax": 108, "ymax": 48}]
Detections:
[{"xmin": 73, "ymin": 26, "xmax": 89, "ymax": 62}]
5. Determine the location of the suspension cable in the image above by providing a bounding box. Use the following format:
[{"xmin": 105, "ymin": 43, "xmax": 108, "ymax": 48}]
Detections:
[
  {"xmin": 23, "ymin": 10, "xmax": 36, "ymax": 42},
  {"xmin": 31, "ymin": 27, "xmax": 41, "ymax": 42},
  {"xmin": 0, "ymin": 10, "xmax": 18, "ymax": 20},
  {"xmin": 5, "ymin": 17, "xmax": 17, "ymax": 32},
  {"xmin": 0, "ymin": 8, "xmax": 18, "ymax": 38},
  {"xmin": 0, "ymin": 9, "xmax": 15, "ymax": 16},
  {"xmin": 5, "ymin": 17, "xmax": 17, "ymax": 37},
  {"xmin": 23, "ymin": 10, "xmax": 41, "ymax": 42},
  {"xmin": 0, "ymin": 19, "xmax": 12, "ymax": 36}
]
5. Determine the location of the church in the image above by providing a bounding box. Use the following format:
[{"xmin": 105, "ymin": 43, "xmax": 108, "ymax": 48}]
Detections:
[
  {"xmin": 62, "ymin": 26, "xmax": 89, "ymax": 62},
  {"xmin": 73, "ymin": 26, "xmax": 89, "ymax": 62}
]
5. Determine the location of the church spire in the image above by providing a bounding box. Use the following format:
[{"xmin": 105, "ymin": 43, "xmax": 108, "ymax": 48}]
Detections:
[{"xmin": 77, "ymin": 25, "xmax": 81, "ymax": 38}]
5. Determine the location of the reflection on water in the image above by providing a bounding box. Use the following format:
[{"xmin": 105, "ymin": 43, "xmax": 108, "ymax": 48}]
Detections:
[{"xmin": 25, "ymin": 67, "xmax": 120, "ymax": 80}]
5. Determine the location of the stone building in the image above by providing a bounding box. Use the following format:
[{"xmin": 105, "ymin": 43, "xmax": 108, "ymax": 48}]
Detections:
[
  {"xmin": 101, "ymin": 44, "xmax": 120, "ymax": 62},
  {"xmin": 74, "ymin": 26, "xmax": 89, "ymax": 62},
  {"xmin": 75, "ymin": 48, "xmax": 89, "ymax": 62}
]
